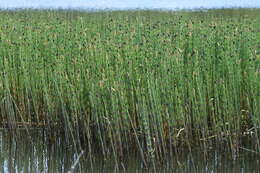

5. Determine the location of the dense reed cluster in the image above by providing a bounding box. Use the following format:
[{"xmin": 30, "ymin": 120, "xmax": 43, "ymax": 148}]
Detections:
[{"xmin": 0, "ymin": 9, "xmax": 259, "ymax": 162}]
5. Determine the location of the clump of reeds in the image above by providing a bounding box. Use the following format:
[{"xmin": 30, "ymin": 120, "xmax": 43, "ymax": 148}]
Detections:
[{"xmin": 0, "ymin": 9, "xmax": 259, "ymax": 162}]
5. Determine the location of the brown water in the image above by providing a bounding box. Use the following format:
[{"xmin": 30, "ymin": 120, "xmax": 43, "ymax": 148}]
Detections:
[{"xmin": 0, "ymin": 129, "xmax": 259, "ymax": 173}]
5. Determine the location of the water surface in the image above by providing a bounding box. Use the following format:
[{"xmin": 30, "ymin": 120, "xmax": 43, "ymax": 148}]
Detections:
[{"xmin": 0, "ymin": 130, "xmax": 259, "ymax": 173}]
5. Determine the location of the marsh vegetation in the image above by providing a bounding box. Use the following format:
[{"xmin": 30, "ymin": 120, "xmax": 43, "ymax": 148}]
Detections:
[{"xmin": 0, "ymin": 9, "xmax": 259, "ymax": 165}]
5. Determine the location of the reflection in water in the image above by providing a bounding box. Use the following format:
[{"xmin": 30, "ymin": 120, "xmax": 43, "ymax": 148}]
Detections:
[
  {"xmin": 0, "ymin": 130, "xmax": 259, "ymax": 173},
  {"xmin": 0, "ymin": 130, "xmax": 79, "ymax": 173}
]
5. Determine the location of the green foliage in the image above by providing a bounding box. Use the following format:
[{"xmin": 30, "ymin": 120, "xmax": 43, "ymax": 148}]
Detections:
[{"xmin": 0, "ymin": 9, "xmax": 259, "ymax": 159}]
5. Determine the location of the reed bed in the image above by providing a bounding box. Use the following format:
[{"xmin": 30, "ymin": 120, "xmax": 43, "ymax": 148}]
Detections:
[{"xmin": 0, "ymin": 9, "xmax": 259, "ymax": 162}]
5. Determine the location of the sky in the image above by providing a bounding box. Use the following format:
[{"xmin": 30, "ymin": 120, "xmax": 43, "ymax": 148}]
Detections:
[{"xmin": 0, "ymin": 0, "xmax": 260, "ymax": 10}]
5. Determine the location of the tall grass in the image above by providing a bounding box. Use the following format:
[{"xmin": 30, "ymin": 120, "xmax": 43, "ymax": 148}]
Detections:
[{"xmin": 0, "ymin": 9, "xmax": 259, "ymax": 161}]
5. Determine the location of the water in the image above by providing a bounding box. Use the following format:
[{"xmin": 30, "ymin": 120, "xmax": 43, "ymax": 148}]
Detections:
[
  {"xmin": 0, "ymin": 3, "xmax": 259, "ymax": 172},
  {"xmin": 0, "ymin": 130, "xmax": 259, "ymax": 173},
  {"xmin": 0, "ymin": 0, "xmax": 260, "ymax": 10}
]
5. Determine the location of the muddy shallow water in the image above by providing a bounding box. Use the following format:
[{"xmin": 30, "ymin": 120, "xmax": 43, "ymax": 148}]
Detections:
[{"xmin": 0, "ymin": 129, "xmax": 259, "ymax": 173}]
